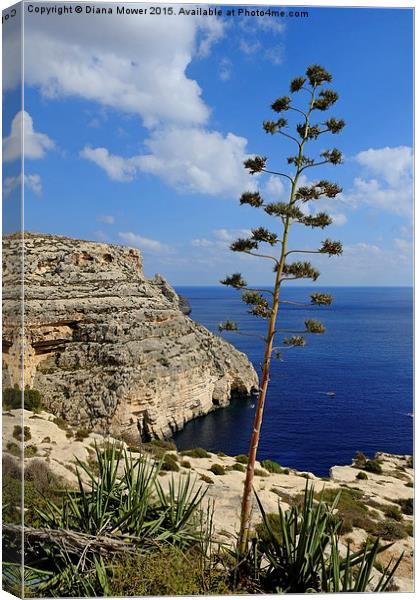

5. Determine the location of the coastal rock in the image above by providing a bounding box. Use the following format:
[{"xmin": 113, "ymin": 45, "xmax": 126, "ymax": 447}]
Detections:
[{"xmin": 2, "ymin": 233, "xmax": 258, "ymax": 438}]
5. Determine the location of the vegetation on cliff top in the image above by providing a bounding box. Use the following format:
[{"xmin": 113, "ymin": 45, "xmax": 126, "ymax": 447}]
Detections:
[{"xmin": 2, "ymin": 444, "xmax": 405, "ymax": 597}]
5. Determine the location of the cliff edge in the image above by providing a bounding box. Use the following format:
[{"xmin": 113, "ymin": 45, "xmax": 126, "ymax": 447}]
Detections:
[{"xmin": 2, "ymin": 233, "xmax": 258, "ymax": 438}]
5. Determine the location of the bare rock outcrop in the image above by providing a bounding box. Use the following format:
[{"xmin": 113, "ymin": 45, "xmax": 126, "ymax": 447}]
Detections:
[{"xmin": 2, "ymin": 233, "xmax": 258, "ymax": 438}]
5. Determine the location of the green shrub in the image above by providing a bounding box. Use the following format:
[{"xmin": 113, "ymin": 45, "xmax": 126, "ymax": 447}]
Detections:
[
  {"xmin": 406, "ymin": 456, "xmax": 413, "ymax": 468},
  {"xmin": 375, "ymin": 519, "xmax": 407, "ymax": 541},
  {"xmin": 254, "ymin": 468, "xmax": 268, "ymax": 477},
  {"xmin": 181, "ymin": 460, "xmax": 191, "ymax": 469},
  {"xmin": 13, "ymin": 425, "xmax": 31, "ymax": 441},
  {"xmin": 255, "ymin": 512, "xmax": 282, "ymax": 544},
  {"xmin": 217, "ymin": 451, "xmax": 227, "ymax": 457},
  {"xmin": 3, "ymin": 454, "xmax": 21, "ymax": 479},
  {"xmin": 6, "ymin": 442, "xmax": 20, "ymax": 457},
  {"xmin": 247, "ymin": 485, "xmax": 403, "ymax": 593},
  {"xmin": 53, "ymin": 417, "xmax": 69, "ymax": 430},
  {"xmin": 149, "ymin": 439, "xmax": 177, "ymax": 451},
  {"xmin": 235, "ymin": 454, "xmax": 249, "ymax": 464},
  {"xmin": 75, "ymin": 428, "xmax": 90, "ymax": 441},
  {"xmin": 110, "ymin": 546, "xmax": 228, "ymax": 596},
  {"xmin": 383, "ymin": 505, "xmax": 403, "ymax": 521},
  {"xmin": 356, "ymin": 471, "xmax": 368, "ymax": 480},
  {"xmin": 181, "ymin": 448, "xmax": 211, "ymax": 459},
  {"xmin": 161, "ymin": 455, "xmax": 180, "ymax": 472},
  {"xmin": 315, "ymin": 487, "xmax": 376, "ymax": 535},
  {"xmin": 3, "ymin": 459, "xmax": 63, "ymax": 527},
  {"xmin": 209, "ymin": 464, "xmax": 225, "ymax": 476},
  {"xmin": 199, "ymin": 474, "xmax": 214, "ymax": 484},
  {"xmin": 3, "ymin": 386, "xmax": 43, "ymax": 412},
  {"xmin": 25, "ymin": 445, "xmax": 38, "ymax": 458},
  {"xmin": 396, "ymin": 497, "xmax": 413, "ymax": 515},
  {"xmin": 231, "ymin": 463, "xmax": 246, "ymax": 472},
  {"xmin": 364, "ymin": 459, "xmax": 383, "ymax": 474},
  {"xmin": 260, "ymin": 459, "xmax": 284, "ymax": 474},
  {"xmin": 3, "ymin": 444, "xmax": 207, "ymax": 597},
  {"xmin": 25, "ymin": 459, "xmax": 61, "ymax": 490},
  {"xmin": 405, "ymin": 522, "xmax": 413, "ymax": 537},
  {"xmin": 405, "ymin": 481, "xmax": 413, "ymax": 488},
  {"xmin": 353, "ymin": 451, "xmax": 367, "ymax": 466}
]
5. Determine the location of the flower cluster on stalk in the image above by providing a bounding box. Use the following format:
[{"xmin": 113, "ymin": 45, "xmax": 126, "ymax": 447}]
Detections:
[{"xmin": 219, "ymin": 63, "xmax": 345, "ymax": 353}]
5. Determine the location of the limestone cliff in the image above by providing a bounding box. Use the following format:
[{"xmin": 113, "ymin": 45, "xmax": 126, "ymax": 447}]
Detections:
[{"xmin": 2, "ymin": 233, "xmax": 258, "ymax": 438}]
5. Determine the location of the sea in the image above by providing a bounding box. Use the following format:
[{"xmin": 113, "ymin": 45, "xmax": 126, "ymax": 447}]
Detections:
[{"xmin": 173, "ymin": 287, "xmax": 413, "ymax": 476}]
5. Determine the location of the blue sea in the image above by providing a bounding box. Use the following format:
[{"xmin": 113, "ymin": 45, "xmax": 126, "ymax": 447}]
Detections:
[{"xmin": 173, "ymin": 287, "xmax": 413, "ymax": 476}]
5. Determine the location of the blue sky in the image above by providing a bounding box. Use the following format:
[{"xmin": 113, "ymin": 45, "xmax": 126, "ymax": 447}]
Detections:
[{"xmin": 3, "ymin": 4, "xmax": 413, "ymax": 285}]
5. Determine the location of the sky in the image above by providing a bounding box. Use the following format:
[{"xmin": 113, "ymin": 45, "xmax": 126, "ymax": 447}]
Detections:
[{"xmin": 2, "ymin": 3, "xmax": 414, "ymax": 285}]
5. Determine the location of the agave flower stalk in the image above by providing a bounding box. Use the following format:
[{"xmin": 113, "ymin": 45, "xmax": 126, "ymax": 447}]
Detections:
[{"xmin": 219, "ymin": 65, "xmax": 344, "ymax": 554}]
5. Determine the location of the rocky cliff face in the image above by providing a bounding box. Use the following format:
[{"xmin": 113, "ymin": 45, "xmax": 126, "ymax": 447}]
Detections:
[{"xmin": 2, "ymin": 233, "xmax": 258, "ymax": 439}]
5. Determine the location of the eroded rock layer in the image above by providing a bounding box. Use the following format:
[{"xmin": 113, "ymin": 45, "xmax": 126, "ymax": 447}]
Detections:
[{"xmin": 2, "ymin": 233, "xmax": 258, "ymax": 438}]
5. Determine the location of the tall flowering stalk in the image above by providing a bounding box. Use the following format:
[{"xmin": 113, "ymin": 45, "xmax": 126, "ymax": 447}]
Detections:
[{"xmin": 219, "ymin": 65, "xmax": 345, "ymax": 554}]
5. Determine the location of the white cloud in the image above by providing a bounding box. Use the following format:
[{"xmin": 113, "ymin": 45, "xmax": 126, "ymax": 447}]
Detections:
[
  {"xmin": 3, "ymin": 173, "xmax": 42, "ymax": 197},
  {"xmin": 255, "ymin": 18, "xmax": 286, "ymax": 35},
  {"xmin": 138, "ymin": 128, "xmax": 253, "ymax": 196},
  {"xmin": 96, "ymin": 214, "xmax": 115, "ymax": 225},
  {"xmin": 94, "ymin": 230, "xmax": 110, "ymax": 242},
  {"xmin": 191, "ymin": 238, "xmax": 214, "ymax": 248},
  {"xmin": 355, "ymin": 146, "xmax": 412, "ymax": 187},
  {"xmin": 80, "ymin": 146, "xmax": 138, "ymax": 182},
  {"xmin": 23, "ymin": 12, "xmax": 225, "ymax": 128},
  {"xmin": 118, "ymin": 231, "xmax": 172, "ymax": 254},
  {"xmin": 3, "ymin": 111, "xmax": 55, "ymax": 163},
  {"xmin": 190, "ymin": 228, "xmax": 252, "ymax": 250},
  {"xmin": 264, "ymin": 175, "xmax": 286, "ymax": 201},
  {"xmin": 219, "ymin": 57, "xmax": 232, "ymax": 81},
  {"xmin": 20, "ymin": 11, "xmax": 263, "ymax": 199},
  {"xmin": 213, "ymin": 228, "xmax": 251, "ymax": 242},
  {"xmin": 81, "ymin": 127, "xmax": 254, "ymax": 197},
  {"xmin": 238, "ymin": 15, "xmax": 285, "ymax": 62},
  {"xmin": 264, "ymin": 45, "xmax": 284, "ymax": 65},
  {"xmin": 393, "ymin": 237, "xmax": 412, "ymax": 254},
  {"xmin": 330, "ymin": 212, "xmax": 347, "ymax": 226},
  {"xmin": 345, "ymin": 146, "xmax": 413, "ymax": 217},
  {"xmin": 239, "ymin": 39, "xmax": 261, "ymax": 55}
]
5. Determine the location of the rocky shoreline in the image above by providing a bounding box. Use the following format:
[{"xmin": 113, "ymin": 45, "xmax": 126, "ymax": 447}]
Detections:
[
  {"xmin": 2, "ymin": 234, "xmax": 258, "ymax": 440},
  {"xmin": 2, "ymin": 408, "xmax": 413, "ymax": 592}
]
